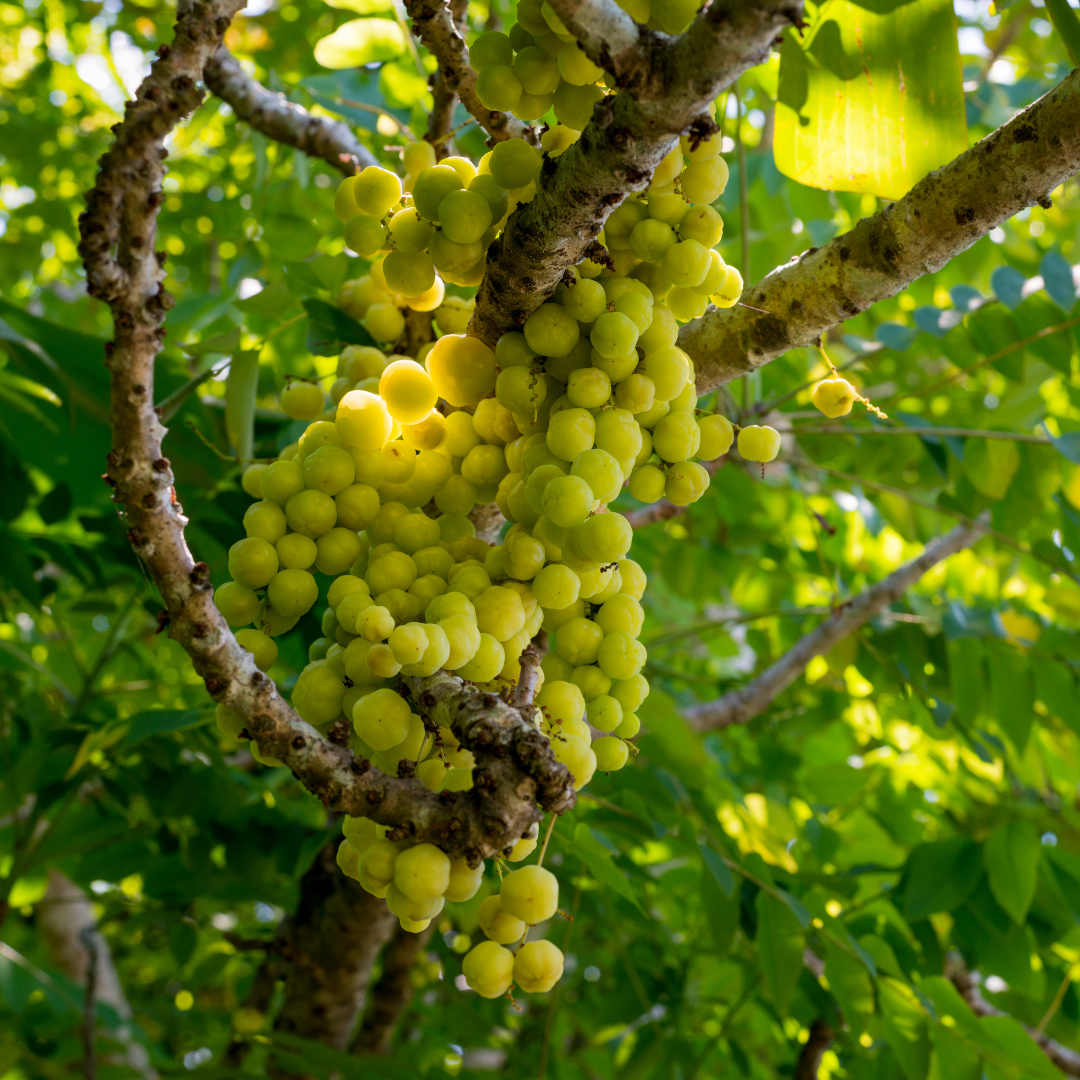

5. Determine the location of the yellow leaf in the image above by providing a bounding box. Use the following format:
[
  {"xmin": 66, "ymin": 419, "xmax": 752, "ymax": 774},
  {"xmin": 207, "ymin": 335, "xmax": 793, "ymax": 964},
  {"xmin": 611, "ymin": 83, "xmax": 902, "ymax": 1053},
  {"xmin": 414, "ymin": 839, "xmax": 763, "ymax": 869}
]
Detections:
[
  {"xmin": 314, "ymin": 18, "xmax": 407, "ymax": 69},
  {"xmin": 774, "ymin": 0, "xmax": 967, "ymax": 199}
]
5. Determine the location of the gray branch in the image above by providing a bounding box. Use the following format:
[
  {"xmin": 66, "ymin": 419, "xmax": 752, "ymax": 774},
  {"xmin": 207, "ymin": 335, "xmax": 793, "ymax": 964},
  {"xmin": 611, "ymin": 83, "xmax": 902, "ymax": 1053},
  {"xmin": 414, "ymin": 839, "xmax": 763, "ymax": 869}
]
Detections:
[
  {"xmin": 683, "ymin": 522, "xmax": 983, "ymax": 731},
  {"xmin": 204, "ymin": 47, "xmax": 377, "ymax": 175},
  {"xmin": 682, "ymin": 67, "xmax": 1080, "ymax": 391}
]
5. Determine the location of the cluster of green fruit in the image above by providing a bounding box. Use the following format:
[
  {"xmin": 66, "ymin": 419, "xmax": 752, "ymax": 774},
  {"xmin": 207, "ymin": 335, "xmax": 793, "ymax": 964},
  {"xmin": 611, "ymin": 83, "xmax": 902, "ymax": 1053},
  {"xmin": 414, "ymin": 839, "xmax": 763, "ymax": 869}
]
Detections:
[
  {"xmin": 331, "ymin": 139, "xmax": 553, "ymax": 340},
  {"xmin": 339, "ymin": 823, "xmax": 563, "ymax": 994},
  {"xmin": 209, "ymin": 90, "xmax": 795, "ymax": 999},
  {"xmin": 469, "ymin": 0, "xmax": 706, "ymax": 133}
]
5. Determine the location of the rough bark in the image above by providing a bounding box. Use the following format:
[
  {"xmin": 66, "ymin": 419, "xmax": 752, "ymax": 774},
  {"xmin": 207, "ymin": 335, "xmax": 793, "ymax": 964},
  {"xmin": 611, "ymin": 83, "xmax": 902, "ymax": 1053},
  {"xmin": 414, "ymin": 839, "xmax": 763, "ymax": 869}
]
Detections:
[
  {"xmin": 403, "ymin": 669, "xmax": 574, "ymax": 858},
  {"xmin": 683, "ymin": 522, "xmax": 982, "ymax": 731},
  {"xmin": 682, "ymin": 66, "xmax": 1080, "ymax": 391},
  {"xmin": 273, "ymin": 842, "xmax": 398, "ymax": 1049},
  {"xmin": 79, "ymin": 0, "xmax": 573, "ymax": 864},
  {"xmin": 947, "ymin": 955, "xmax": 1080, "ymax": 1077},
  {"xmin": 204, "ymin": 47, "xmax": 377, "ymax": 174},
  {"xmin": 352, "ymin": 922, "xmax": 435, "ymax": 1054},
  {"xmin": 403, "ymin": 0, "xmax": 536, "ymax": 145},
  {"xmin": 37, "ymin": 872, "xmax": 156, "ymax": 1079},
  {"xmin": 468, "ymin": 0, "xmax": 804, "ymax": 345}
]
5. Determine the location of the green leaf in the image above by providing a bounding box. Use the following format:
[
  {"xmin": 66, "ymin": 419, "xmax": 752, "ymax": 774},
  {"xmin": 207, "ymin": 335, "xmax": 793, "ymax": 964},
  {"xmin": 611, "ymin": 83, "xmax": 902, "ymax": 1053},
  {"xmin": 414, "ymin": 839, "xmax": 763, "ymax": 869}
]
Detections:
[
  {"xmin": 314, "ymin": 18, "xmax": 407, "ymax": 68},
  {"xmin": 754, "ymin": 891, "xmax": 805, "ymax": 1012},
  {"xmin": 121, "ymin": 708, "xmax": 212, "ymax": 747},
  {"xmin": 1044, "ymin": 0, "xmax": 1080, "ymax": 66},
  {"xmin": 572, "ymin": 823, "xmax": 645, "ymax": 913},
  {"xmin": 1032, "ymin": 656, "xmax": 1077, "ymax": 729},
  {"xmin": 182, "ymin": 328, "xmax": 240, "ymax": 356},
  {"xmin": 964, "ymin": 438, "xmax": 1020, "ymax": 501},
  {"xmin": 774, "ymin": 0, "xmax": 967, "ymax": 199},
  {"xmin": 225, "ymin": 351, "xmax": 260, "ymax": 464},
  {"xmin": 903, "ymin": 838, "xmax": 982, "ymax": 920},
  {"xmin": 978, "ymin": 1015, "xmax": 1062, "ymax": 1080},
  {"xmin": 701, "ymin": 864, "xmax": 739, "ymax": 957},
  {"xmin": 823, "ymin": 940, "xmax": 875, "ymax": 1034},
  {"xmin": 986, "ymin": 639, "xmax": 1035, "ymax": 751},
  {"xmin": 699, "ymin": 841, "xmax": 735, "ymax": 897},
  {"xmin": 948, "ymin": 638, "xmax": 985, "ymax": 723},
  {"xmin": 984, "ymin": 821, "xmax": 1040, "ymax": 924},
  {"xmin": 879, "ymin": 976, "xmax": 931, "ymax": 1080},
  {"xmin": 304, "ymin": 298, "xmax": 376, "ymax": 356},
  {"xmin": 237, "ymin": 282, "xmax": 296, "ymax": 321}
]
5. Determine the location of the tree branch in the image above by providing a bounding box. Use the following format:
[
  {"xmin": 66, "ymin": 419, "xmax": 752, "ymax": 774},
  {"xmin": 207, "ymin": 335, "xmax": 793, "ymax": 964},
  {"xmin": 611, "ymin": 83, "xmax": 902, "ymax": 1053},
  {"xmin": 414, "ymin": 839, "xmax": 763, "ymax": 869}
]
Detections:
[
  {"xmin": 683, "ymin": 521, "xmax": 983, "ymax": 731},
  {"xmin": 402, "ymin": 0, "xmax": 536, "ymax": 145},
  {"xmin": 80, "ymin": 0, "xmax": 573, "ymax": 866},
  {"xmin": 204, "ymin": 47, "xmax": 376, "ymax": 175},
  {"xmin": 352, "ymin": 921, "xmax": 435, "ymax": 1054},
  {"xmin": 272, "ymin": 842, "xmax": 398, "ymax": 1049},
  {"xmin": 37, "ymin": 872, "xmax": 156, "ymax": 1079},
  {"xmin": 681, "ymin": 66, "xmax": 1080, "ymax": 391},
  {"xmin": 795, "ymin": 1019, "xmax": 834, "ymax": 1080},
  {"xmin": 947, "ymin": 954, "xmax": 1080, "ymax": 1077},
  {"xmin": 468, "ymin": 0, "xmax": 803, "ymax": 345},
  {"xmin": 423, "ymin": 0, "xmax": 468, "ymax": 159}
]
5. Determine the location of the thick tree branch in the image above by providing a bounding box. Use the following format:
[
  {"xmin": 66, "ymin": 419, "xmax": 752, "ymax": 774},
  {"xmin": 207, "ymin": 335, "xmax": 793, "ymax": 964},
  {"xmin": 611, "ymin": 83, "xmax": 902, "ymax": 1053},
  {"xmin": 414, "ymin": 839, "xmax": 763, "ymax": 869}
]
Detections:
[
  {"xmin": 683, "ymin": 522, "xmax": 982, "ymax": 731},
  {"xmin": 681, "ymin": 67, "xmax": 1080, "ymax": 391},
  {"xmin": 81, "ymin": 0, "xmax": 572, "ymax": 866},
  {"xmin": 947, "ymin": 955, "xmax": 1080, "ymax": 1077},
  {"xmin": 273, "ymin": 842, "xmax": 397, "ymax": 1049},
  {"xmin": 352, "ymin": 922, "xmax": 435, "ymax": 1054},
  {"xmin": 468, "ymin": 0, "xmax": 802, "ymax": 345},
  {"xmin": 543, "ymin": 0, "xmax": 642, "ymax": 78},
  {"xmin": 403, "ymin": 0, "xmax": 536, "ymax": 145},
  {"xmin": 204, "ymin": 47, "xmax": 376, "ymax": 174}
]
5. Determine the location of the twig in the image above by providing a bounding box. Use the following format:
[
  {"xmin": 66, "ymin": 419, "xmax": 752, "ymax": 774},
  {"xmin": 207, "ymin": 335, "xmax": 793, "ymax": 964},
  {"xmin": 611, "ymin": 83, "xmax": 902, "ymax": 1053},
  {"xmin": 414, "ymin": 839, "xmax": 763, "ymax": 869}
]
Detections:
[
  {"xmin": 878, "ymin": 314, "xmax": 1080, "ymax": 406},
  {"xmin": 511, "ymin": 643, "xmax": 542, "ymax": 711},
  {"xmin": 205, "ymin": 47, "xmax": 376, "ymax": 174},
  {"xmin": 795, "ymin": 458, "xmax": 1080, "ymax": 585},
  {"xmin": 683, "ymin": 521, "xmax": 982, "ymax": 731},
  {"xmin": 401, "ymin": 0, "xmax": 534, "ymax": 145},
  {"xmin": 789, "ymin": 424, "xmax": 1052, "ymax": 442}
]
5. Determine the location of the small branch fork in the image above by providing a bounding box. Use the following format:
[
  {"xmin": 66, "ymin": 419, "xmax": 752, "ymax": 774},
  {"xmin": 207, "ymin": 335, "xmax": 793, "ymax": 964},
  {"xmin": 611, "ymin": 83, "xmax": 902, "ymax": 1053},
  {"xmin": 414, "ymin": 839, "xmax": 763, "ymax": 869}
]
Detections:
[
  {"xmin": 80, "ymin": 0, "xmax": 572, "ymax": 865},
  {"xmin": 682, "ymin": 67, "xmax": 1080, "ymax": 392},
  {"xmin": 402, "ymin": 0, "xmax": 537, "ymax": 145},
  {"xmin": 682, "ymin": 521, "xmax": 983, "ymax": 731},
  {"xmin": 204, "ymin": 47, "xmax": 378, "ymax": 174},
  {"xmin": 468, "ymin": 0, "xmax": 804, "ymax": 344}
]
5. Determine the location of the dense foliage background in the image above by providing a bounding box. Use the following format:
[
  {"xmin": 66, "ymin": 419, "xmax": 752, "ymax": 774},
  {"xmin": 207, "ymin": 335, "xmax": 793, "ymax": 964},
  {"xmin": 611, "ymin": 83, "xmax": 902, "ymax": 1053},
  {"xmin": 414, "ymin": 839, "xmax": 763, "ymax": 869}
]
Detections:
[{"xmin": 2, "ymin": 0, "xmax": 1080, "ymax": 1076}]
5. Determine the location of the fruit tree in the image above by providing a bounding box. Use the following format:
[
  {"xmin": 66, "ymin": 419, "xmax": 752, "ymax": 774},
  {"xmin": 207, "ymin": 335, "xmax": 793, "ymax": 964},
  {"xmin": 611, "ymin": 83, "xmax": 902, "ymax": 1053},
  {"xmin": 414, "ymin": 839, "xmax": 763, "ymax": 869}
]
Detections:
[{"xmin": 3, "ymin": 0, "xmax": 1080, "ymax": 1074}]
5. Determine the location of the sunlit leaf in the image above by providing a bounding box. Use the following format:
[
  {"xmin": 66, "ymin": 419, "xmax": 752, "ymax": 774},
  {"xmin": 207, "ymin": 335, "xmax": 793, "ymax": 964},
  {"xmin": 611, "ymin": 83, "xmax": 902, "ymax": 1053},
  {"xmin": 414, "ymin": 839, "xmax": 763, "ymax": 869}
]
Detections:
[
  {"xmin": 774, "ymin": 0, "xmax": 967, "ymax": 199},
  {"xmin": 314, "ymin": 18, "xmax": 407, "ymax": 69}
]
